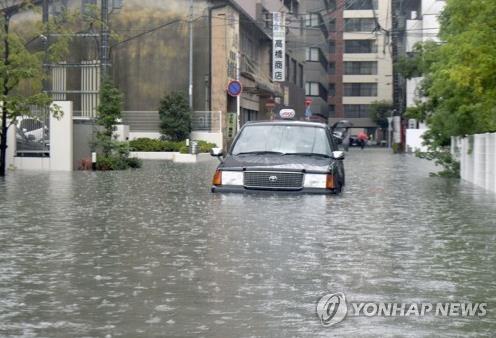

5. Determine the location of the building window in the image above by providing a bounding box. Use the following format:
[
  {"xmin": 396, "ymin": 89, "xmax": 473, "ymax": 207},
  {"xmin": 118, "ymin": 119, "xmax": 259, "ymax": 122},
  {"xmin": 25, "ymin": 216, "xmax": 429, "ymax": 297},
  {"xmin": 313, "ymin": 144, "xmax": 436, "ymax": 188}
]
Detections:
[
  {"xmin": 345, "ymin": 0, "xmax": 378, "ymax": 10},
  {"xmin": 305, "ymin": 82, "xmax": 320, "ymax": 96},
  {"xmin": 261, "ymin": 8, "xmax": 270, "ymax": 29},
  {"xmin": 241, "ymin": 33, "xmax": 258, "ymax": 64},
  {"xmin": 329, "ymin": 83, "xmax": 336, "ymax": 96},
  {"xmin": 306, "ymin": 48, "xmax": 320, "ymax": 61},
  {"xmin": 329, "ymin": 40, "xmax": 335, "ymax": 53},
  {"xmin": 292, "ymin": 59, "xmax": 297, "ymax": 84},
  {"xmin": 305, "ymin": 13, "xmax": 321, "ymax": 27},
  {"xmin": 344, "ymin": 83, "xmax": 377, "ymax": 96},
  {"xmin": 344, "ymin": 18, "xmax": 376, "ymax": 32},
  {"xmin": 344, "ymin": 61, "xmax": 378, "ymax": 75},
  {"xmin": 285, "ymin": 54, "xmax": 290, "ymax": 81},
  {"xmin": 344, "ymin": 104, "xmax": 370, "ymax": 118},
  {"xmin": 329, "ymin": 105, "xmax": 336, "ymax": 117},
  {"xmin": 344, "ymin": 40, "xmax": 377, "ymax": 53},
  {"xmin": 329, "ymin": 62, "xmax": 335, "ymax": 74},
  {"xmin": 298, "ymin": 64, "xmax": 304, "ymax": 87},
  {"xmin": 305, "ymin": 82, "xmax": 327, "ymax": 100},
  {"xmin": 329, "ymin": 19, "xmax": 336, "ymax": 32}
]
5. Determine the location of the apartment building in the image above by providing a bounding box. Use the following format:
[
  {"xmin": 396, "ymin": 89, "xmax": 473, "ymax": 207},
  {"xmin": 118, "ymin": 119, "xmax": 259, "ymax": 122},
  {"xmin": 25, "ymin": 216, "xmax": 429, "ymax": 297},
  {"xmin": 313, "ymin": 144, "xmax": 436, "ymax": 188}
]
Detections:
[
  {"xmin": 328, "ymin": 0, "xmax": 393, "ymax": 134},
  {"xmin": 299, "ymin": 0, "xmax": 332, "ymax": 122}
]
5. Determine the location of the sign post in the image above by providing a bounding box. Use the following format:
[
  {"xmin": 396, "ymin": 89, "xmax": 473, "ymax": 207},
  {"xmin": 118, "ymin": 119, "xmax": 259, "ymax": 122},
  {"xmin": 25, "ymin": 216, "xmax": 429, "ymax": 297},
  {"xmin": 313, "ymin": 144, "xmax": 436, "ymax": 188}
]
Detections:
[{"xmin": 272, "ymin": 12, "xmax": 286, "ymax": 82}]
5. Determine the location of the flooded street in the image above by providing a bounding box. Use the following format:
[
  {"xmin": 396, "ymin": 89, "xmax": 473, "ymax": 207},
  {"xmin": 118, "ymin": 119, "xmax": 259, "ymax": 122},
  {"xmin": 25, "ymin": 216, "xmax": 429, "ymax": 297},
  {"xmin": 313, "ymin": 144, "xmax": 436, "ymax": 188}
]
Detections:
[{"xmin": 1, "ymin": 149, "xmax": 495, "ymax": 337}]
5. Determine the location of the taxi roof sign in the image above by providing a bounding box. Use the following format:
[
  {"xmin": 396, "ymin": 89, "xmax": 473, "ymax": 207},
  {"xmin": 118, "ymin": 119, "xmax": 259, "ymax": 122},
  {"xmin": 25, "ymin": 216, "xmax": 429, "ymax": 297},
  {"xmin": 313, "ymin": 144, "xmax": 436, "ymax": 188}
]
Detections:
[{"xmin": 279, "ymin": 109, "xmax": 295, "ymax": 119}]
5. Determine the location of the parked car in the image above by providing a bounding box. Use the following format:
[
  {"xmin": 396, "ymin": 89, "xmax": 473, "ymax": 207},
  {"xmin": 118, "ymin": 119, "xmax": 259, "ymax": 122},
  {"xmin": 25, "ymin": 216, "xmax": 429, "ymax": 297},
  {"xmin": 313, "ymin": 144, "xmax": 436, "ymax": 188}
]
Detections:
[
  {"xmin": 17, "ymin": 116, "xmax": 49, "ymax": 144},
  {"xmin": 16, "ymin": 127, "xmax": 48, "ymax": 156},
  {"xmin": 210, "ymin": 118, "xmax": 345, "ymax": 194}
]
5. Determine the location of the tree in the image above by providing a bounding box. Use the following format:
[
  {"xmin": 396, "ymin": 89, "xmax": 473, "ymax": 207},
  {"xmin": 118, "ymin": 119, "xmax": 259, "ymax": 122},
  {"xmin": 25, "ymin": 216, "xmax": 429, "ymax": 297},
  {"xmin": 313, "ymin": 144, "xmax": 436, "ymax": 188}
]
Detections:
[
  {"xmin": 368, "ymin": 100, "xmax": 393, "ymax": 130},
  {"xmin": 93, "ymin": 80, "xmax": 141, "ymax": 170},
  {"xmin": 158, "ymin": 92, "xmax": 191, "ymax": 141},
  {"xmin": 96, "ymin": 80, "xmax": 123, "ymax": 156},
  {"xmin": 0, "ymin": 1, "xmax": 72, "ymax": 176},
  {"xmin": 403, "ymin": 0, "xmax": 496, "ymax": 176}
]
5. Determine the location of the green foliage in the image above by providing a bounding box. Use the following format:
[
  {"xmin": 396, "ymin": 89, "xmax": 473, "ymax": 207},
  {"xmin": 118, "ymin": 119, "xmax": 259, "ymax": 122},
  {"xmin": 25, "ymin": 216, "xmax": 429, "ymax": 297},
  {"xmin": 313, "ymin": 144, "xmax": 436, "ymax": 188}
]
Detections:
[
  {"xmin": 95, "ymin": 80, "xmax": 123, "ymax": 156},
  {"xmin": 405, "ymin": 0, "xmax": 496, "ymax": 175},
  {"xmin": 368, "ymin": 100, "xmax": 393, "ymax": 129},
  {"xmin": 158, "ymin": 92, "xmax": 191, "ymax": 141},
  {"xmin": 95, "ymin": 141, "xmax": 142, "ymax": 170},
  {"xmin": 394, "ymin": 41, "xmax": 440, "ymax": 80},
  {"xmin": 129, "ymin": 138, "xmax": 167, "ymax": 152},
  {"xmin": 129, "ymin": 138, "xmax": 183, "ymax": 152},
  {"xmin": 416, "ymin": 149, "xmax": 460, "ymax": 178},
  {"xmin": 128, "ymin": 138, "xmax": 216, "ymax": 154},
  {"xmin": 197, "ymin": 140, "xmax": 216, "ymax": 153}
]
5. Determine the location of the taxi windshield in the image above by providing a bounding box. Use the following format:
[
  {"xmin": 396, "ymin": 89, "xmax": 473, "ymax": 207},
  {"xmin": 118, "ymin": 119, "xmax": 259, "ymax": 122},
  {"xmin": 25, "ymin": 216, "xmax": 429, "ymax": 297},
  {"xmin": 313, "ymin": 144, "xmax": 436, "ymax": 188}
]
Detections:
[{"xmin": 231, "ymin": 124, "xmax": 332, "ymax": 156}]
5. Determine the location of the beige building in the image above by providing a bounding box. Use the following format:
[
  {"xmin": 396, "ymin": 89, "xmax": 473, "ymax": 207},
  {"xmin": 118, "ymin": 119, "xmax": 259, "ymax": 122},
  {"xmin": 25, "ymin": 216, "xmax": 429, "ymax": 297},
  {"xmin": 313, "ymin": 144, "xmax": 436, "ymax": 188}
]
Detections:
[{"xmin": 329, "ymin": 0, "xmax": 393, "ymax": 133}]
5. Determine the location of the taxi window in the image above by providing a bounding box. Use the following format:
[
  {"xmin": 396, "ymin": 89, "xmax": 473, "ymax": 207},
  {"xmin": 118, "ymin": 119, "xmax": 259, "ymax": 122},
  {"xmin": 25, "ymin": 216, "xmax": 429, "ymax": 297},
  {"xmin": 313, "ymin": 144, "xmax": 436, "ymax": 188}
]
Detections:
[{"xmin": 232, "ymin": 125, "xmax": 331, "ymax": 156}]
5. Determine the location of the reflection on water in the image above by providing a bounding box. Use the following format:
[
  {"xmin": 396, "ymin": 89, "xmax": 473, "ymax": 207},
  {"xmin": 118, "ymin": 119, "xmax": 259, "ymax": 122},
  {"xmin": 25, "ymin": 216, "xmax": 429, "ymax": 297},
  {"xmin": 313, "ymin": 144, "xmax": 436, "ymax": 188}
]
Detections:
[{"xmin": 0, "ymin": 149, "xmax": 495, "ymax": 337}]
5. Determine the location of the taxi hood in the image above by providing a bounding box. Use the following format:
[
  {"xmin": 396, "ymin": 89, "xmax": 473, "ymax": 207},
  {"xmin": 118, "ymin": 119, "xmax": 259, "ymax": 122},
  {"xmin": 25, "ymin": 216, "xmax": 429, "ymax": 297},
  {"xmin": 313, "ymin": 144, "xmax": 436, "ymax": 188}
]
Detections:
[{"xmin": 219, "ymin": 153, "xmax": 333, "ymax": 173}]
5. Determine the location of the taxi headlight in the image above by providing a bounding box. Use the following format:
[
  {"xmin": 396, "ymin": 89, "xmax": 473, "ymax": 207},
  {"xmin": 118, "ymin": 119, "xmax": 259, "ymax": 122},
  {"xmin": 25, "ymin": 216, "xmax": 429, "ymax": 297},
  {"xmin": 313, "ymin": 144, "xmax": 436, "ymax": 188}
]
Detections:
[
  {"xmin": 222, "ymin": 171, "xmax": 244, "ymax": 186},
  {"xmin": 303, "ymin": 174, "xmax": 327, "ymax": 188}
]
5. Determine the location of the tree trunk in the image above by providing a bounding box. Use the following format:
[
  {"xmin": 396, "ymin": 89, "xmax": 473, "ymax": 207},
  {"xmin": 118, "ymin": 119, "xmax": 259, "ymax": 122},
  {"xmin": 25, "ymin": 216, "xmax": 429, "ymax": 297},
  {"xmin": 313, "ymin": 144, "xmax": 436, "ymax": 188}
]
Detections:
[{"xmin": 0, "ymin": 14, "xmax": 10, "ymax": 177}]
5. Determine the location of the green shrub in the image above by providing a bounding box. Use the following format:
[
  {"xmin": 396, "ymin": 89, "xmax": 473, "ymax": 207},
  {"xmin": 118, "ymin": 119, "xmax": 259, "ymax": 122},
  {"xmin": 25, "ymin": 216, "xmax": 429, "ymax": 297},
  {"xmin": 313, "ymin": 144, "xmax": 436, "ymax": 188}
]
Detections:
[
  {"xmin": 129, "ymin": 138, "xmax": 166, "ymax": 152},
  {"xmin": 179, "ymin": 144, "xmax": 189, "ymax": 154},
  {"xmin": 197, "ymin": 140, "xmax": 216, "ymax": 153},
  {"xmin": 158, "ymin": 92, "xmax": 191, "ymax": 141},
  {"xmin": 128, "ymin": 138, "xmax": 215, "ymax": 154},
  {"xmin": 126, "ymin": 157, "xmax": 143, "ymax": 169},
  {"xmin": 163, "ymin": 140, "xmax": 185, "ymax": 152},
  {"xmin": 95, "ymin": 141, "xmax": 142, "ymax": 170}
]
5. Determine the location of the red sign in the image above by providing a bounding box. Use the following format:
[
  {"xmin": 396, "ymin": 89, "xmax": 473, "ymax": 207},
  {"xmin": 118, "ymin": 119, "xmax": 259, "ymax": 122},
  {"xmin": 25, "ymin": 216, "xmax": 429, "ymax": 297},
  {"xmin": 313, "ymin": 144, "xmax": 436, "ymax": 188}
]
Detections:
[
  {"xmin": 265, "ymin": 100, "xmax": 276, "ymax": 108},
  {"xmin": 304, "ymin": 98, "xmax": 313, "ymax": 106}
]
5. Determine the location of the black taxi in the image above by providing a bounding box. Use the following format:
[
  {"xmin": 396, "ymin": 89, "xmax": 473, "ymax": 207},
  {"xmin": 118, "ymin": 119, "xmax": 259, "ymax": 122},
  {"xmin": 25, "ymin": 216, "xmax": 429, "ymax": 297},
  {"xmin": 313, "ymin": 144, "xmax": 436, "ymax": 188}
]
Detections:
[{"xmin": 210, "ymin": 115, "xmax": 345, "ymax": 194}]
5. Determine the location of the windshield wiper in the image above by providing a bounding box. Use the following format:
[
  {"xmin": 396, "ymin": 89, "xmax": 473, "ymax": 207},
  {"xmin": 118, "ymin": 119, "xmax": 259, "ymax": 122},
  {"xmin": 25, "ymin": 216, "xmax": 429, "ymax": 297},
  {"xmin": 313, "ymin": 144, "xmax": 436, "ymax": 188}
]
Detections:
[
  {"xmin": 282, "ymin": 152, "xmax": 331, "ymax": 158},
  {"xmin": 234, "ymin": 151, "xmax": 285, "ymax": 155}
]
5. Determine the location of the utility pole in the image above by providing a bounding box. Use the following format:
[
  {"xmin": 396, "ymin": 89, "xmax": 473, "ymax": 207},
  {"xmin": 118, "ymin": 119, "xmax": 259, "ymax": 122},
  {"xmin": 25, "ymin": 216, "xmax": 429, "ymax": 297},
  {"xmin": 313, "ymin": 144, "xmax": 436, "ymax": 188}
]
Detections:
[
  {"xmin": 42, "ymin": 0, "xmax": 49, "ymax": 93},
  {"xmin": 188, "ymin": 0, "xmax": 193, "ymax": 109},
  {"xmin": 100, "ymin": 0, "xmax": 110, "ymax": 80},
  {"xmin": 0, "ymin": 11, "xmax": 11, "ymax": 177}
]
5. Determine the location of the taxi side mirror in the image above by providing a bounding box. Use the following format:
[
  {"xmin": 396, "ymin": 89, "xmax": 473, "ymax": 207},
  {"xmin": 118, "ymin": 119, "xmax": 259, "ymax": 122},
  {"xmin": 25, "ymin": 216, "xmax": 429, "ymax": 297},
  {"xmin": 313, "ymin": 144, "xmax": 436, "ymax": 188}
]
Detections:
[
  {"xmin": 332, "ymin": 151, "xmax": 345, "ymax": 160},
  {"xmin": 210, "ymin": 148, "xmax": 223, "ymax": 157}
]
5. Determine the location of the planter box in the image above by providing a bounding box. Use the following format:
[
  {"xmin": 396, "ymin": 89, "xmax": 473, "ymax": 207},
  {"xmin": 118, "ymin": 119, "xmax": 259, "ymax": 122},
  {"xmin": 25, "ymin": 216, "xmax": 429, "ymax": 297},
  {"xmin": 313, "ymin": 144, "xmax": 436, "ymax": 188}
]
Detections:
[
  {"xmin": 130, "ymin": 151, "xmax": 212, "ymax": 163},
  {"xmin": 130, "ymin": 151, "xmax": 177, "ymax": 160}
]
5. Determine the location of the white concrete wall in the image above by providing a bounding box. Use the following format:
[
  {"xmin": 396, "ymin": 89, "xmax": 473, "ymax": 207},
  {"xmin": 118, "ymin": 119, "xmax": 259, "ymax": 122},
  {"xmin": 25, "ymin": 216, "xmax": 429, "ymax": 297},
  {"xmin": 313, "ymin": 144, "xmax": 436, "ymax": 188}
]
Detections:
[
  {"xmin": 454, "ymin": 133, "xmax": 496, "ymax": 193},
  {"xmin": 406, "ymin": 129, "xmax": 428, "ymax": 152},
  {"xmin": 50, "ymin": 101, "xmax": 73, "ymax": 171},
  {"xmin": 12, "ymin": 101, "xmax": 73, "ymax": 172},
  {"xmin": 129, "ymin": 132, "xmax": 162, "ymax": 140},
  {"xmin": 6, "ymin": 122, "xmax": 16, "ymax": 170},
  {"xmin": 129, "ymin": 152, "xmax": 176, "ymax": 160}
]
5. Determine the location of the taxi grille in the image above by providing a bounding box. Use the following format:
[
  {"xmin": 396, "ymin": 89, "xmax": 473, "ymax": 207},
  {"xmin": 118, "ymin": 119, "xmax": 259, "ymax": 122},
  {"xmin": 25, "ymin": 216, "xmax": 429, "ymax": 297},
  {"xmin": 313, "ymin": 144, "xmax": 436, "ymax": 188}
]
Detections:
[{"xmin": 244, "ymin": 171, "xmax": 303, "ymax": 190}]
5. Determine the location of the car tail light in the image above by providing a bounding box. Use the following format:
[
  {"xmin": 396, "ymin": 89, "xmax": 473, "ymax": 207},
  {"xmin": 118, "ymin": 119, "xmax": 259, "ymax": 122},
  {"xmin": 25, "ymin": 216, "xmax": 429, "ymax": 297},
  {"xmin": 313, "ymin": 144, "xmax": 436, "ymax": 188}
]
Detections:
[
  {"xmin": 326, "ymin": 174, "xmax": 335, "ymax": 189},
  {"xmin": 212, "ymin": 170, "xmax": 222, "ymax": 186}
]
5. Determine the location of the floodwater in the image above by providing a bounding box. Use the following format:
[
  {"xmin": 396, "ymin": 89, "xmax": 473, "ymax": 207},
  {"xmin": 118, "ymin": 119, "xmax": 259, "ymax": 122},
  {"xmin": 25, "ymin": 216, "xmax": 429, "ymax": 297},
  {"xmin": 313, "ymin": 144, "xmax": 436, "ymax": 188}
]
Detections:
[{"xmin": 0, "ymin": 149, "xmax": 495, "ymax": 337}]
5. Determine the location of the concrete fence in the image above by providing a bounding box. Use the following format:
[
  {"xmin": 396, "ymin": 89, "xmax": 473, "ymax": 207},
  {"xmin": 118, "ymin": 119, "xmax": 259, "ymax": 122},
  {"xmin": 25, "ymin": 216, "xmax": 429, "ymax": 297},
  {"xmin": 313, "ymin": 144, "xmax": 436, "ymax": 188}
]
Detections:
[{"xmin": 452, "ymin": 133, "xmax": 496, "ymax": 193}]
